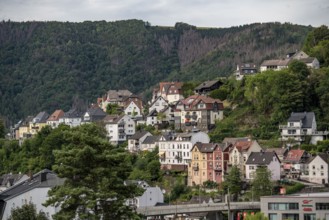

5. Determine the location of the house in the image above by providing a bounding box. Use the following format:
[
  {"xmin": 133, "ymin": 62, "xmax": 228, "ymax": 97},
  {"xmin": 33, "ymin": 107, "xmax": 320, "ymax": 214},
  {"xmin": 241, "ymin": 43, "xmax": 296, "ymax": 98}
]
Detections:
[
  {"xmin": 0, "ymin": 173, "xmax": 29, "ymax": 192},
  {"xmin": 175, "ymin": 95, "xmax": 224, "ymax": 132},
  {"xmin": 302, "ymin": 153, "xmax": 329, "ymax": 184},
  {"xmin": 127, "ymin": 130, "xmax": 152, "ymax": 153},
  {"xmin": 98, "ymin": 89, "xmax": 133, "ymax": 111},
  {"xmin": 146, "ymin": 109, "xmax": 158, "ymax": 126},
  {"xmin": 245, "ymin": 151, "xmax": 281, "ymax": 181},
  {"xmin": 229, "ymin": 140, "xmax": 262, "ymax": 178},
  {"xmin": 82, "ymin": 107, "xmax": 107, "ymax": 123},
  {"xmin": 158, "ymin": 131, "xmax": 210, "ymax": 172},
  {"xmin": 125, "ymin": 181, "xmax": 164, "ymax": 208},
  {"xmin": 124, "ymin": 100, "xmax": 143, "ymax": 118},
  {"xmin": 151, "ymin": 82, "xmax": 184, "ymax": 104},
  {"xmin": 188, "ymin": 143, "xmax": 223, "ymax": 186},
  {"xmin": 265, "ymin": 148, "xmax": 288, "ymax": 162},
  {"xmin": 260, "ymin": 51, "xmax": 320, "ymax": 72},
  {"xmin": 47, "ymin": 110, "xmax": 65, "ymax": 128},
  {"xmin": 194, "ymin": 80, "xmax": 222, "ymax": 94},
  {"xmin": 282, "ymin": 149, "xmax": 310, "ymax": 179},
  {"xmin": 234, "ymin": 63, "xmax": 258, "ymax": 80},
  {"xmin": 0, "ymin": 169, "xmax": 65, "ymax": 220},
  {"xmin": 29, "ymin": 111, "xmax": 49, "ymax": 136},
  {"xmin": 103, "ymin": 115, "xmax": 135, "ymax": 145},
  {"xmin": 59, "ymin": 108, "xmax": 83, "ymax": 127},
  {"xmin": 279, "ymin": 112, "xmax": 328, "ymax": 144},
  {"xmin": 140, "ymin": 135, "xmax": 161, "ymax": 152},
  {"xmin": 149, "ymin": 96, "xmax": 169, "ymax": 113},
  {"xmin": 17, "ymin": 116, "xmax": 34, "ymax": 142}
]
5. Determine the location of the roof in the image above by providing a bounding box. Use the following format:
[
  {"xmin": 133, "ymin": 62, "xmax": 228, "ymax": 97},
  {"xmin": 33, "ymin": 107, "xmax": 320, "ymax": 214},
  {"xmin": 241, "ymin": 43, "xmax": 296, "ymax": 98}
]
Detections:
[
  {"xmin": 265, "ymin": 148, "xmax": 287, "ymax": 157},
  {"xmin": 245, "ymin": 151, "xmax": 279, "ymax": 165},
  {"xmin": 299, "ymin": 57, "xmax": 317, "ymax": 63},
  {"xmin": 47, "ymin": 110, "xmax": 64, "ymax": 122},
  {"xmin": 194, "ymin": 80, "xmax": 220, "ymax": 90},
  {"xmin": 147, "ymin": 109, "xmax": 158, "ymax": 117},
  {"xmin": 0, "ymin": 174, "xmax": 27, "ymax": 188},
  {"xmin": 261, "ymin": 59, "xmax": 290, "ymax": 67},
  {"xmin": 181, "ymin": 95, "xmax": 224, "ymax": 111},
  {"xmin": 158, "ymin": 82, "xmax": 183, "ymax": 96},
  {"xmin": 284, "ymin": 149, "xmax": 306, "ymax": 162},
  {"xmin": 142, "ymin": 136, "xmax": 160, "ymax": 144},
  {"xmin": 231, "ymin": 140, "xmax": 254, "ymax": 153},
  {"xmin": 193, "ymin": 142, "xmax": 221, "ymax": 153},
  {"xmin": 0, "ymin": 170, "xmax": 64, "ymax": 218},
  {"xmin": 33, "ymin": 111, "xmax": 49, "ymax": 123},
  {"xmin": 129, "ymin": 130, "xmax": 150, "ymax": 140},
  {"xmin": 310, "ymin": 153, "xmax": 329, "ymax": 165},
  {"xmin": 63, "ymin": 108, "xmax": 83, "ymax": 119},
  {"xmin": 288, "ymin": 112, "xmax": 315, "ymax": 128}
]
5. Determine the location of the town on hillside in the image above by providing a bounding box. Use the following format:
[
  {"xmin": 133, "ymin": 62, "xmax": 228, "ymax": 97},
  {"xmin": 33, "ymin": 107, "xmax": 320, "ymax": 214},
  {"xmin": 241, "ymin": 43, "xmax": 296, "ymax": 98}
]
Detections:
[{"xmin": 1, "ymin": 50, "xmax": 329, "ymax": 220}]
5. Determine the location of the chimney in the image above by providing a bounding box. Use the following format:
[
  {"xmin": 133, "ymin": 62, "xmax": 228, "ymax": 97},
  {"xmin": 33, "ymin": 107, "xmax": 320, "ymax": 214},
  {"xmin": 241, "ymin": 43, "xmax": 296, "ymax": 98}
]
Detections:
[{"xmin": 40, "ymin": 171, "xmax": 47, "ymax": 182}]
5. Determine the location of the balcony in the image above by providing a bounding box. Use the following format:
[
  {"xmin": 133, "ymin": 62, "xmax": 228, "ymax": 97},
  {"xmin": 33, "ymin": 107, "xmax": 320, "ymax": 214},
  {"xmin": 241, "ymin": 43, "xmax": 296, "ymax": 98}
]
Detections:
[
  {"xmin": 213, "ymin": 166, "xmax": 222, "ymax": 172},
  {"xmin": 279, "ymin": 125, "xmax": 301, "ymax": 129},
  {"xmin": 193, "ymin": 165, "xmax": 199, "ymax": 171}
]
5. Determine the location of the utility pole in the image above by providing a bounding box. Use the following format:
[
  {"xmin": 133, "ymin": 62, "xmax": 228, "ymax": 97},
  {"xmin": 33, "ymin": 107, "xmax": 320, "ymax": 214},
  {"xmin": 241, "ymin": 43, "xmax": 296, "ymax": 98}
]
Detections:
[{"xmin": 227, "ymin": 188, "xmax": 231, "ymax": 220}]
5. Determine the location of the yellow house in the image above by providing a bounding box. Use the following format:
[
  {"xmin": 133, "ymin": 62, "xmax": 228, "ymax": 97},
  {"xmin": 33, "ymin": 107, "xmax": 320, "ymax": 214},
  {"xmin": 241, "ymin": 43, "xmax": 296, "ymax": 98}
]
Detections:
[
  {"xmin": 29, "ymin": 111, "xmax": 49, "ymax": 135},
  {"xmin": 17, "ymin": 116, "xmax": 34, "ymax": 140}
]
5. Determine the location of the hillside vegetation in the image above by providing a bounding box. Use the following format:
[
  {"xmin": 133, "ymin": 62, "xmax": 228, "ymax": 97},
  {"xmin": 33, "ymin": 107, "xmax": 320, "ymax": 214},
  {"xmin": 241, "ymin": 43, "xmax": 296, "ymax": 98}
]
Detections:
[{"xmin": 0, "ymin": 20, "xmax": 311, "ymax": 123}]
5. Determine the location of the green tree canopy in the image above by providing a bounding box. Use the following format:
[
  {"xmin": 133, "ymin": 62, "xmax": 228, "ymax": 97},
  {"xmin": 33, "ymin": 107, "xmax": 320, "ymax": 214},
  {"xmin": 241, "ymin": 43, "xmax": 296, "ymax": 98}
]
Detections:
[
  {"xmin": 251, "ymin": 166, "xmax": 273, "ymax": 201},
  {"xmin": 0, "ymin": 118, "xmax": 5, "ymax": 139},
  {"xmin": 222, "ymin": 165, "xmax": 242, "ymax": 199},
  {"xmin": 44, "ymin": 123, "xmax": 143, "ymax": 219},
  {"xmin": 8, "ymin": 203, "xmax": 48, "ymax": 220}
]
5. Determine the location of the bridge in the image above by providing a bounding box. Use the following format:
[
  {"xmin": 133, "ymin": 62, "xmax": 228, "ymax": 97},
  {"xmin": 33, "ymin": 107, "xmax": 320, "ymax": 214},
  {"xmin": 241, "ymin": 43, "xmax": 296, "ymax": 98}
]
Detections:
[{"xmin": 137, "ymin": 201, "xmax": 260, "ymax": 217}]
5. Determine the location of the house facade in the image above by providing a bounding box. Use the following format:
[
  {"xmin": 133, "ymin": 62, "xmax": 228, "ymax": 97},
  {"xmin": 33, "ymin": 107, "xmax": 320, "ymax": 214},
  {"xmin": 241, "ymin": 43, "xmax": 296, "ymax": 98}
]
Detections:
[
  {"xmin": 29, "ymin": 111, "xmax": 49, "ymax": 135},
  {"xmin": 103, "ymin": 115, "xmax": 135, "ymax": 145},
  {"xmin": 0, "ymin": 170, "xmax": 64, "ymax": 220},
  {"xmin": 235, "ymin": 63, "xmax": 258, "ymax": 80},
  {"xmin": 245, "ymin": 151, "xmax": 281, "ymax": 181},
  {"xmin": 124, "ymin": 100, "xmax": 143, "ymax": 118},
  {"xmin": 127, "ymin": 131, "xmax": 152, "ymax": 153},
  {"xmin": 194, "ymin": 80, "xmax": 222, "ymax": 94},
  {"xmin": 302, "ymin": 153, "xmax": 329, "ymax": 184},
  {"xmin": 47, "ymin": 110, "xmax": 64, "ymax": 128},
  {"xmin": 151, "ymin": 82, "xmax": 184, "ymax": 104},
  {"xmin": 279, "ymin": 112, "xmax": 328, "ymax": 144},
  {"xmin": 188, "ymin": 143, "xmax": 223, "ymax": 186},
  {"xmin": 59, "ymin": 108, "xmax": 83, "ymax": 127},
  {"xmin": 149, "ymin": 96, "xmax": 169, "ymax": 113},
  {"xmin": 175, "ymin": 95, "xmax": 224, "ymax": 132},
  {"xmin": 282, "ymin": 149, "xmax": 310, "ymax": 179},
  {"xmin": 158, "ymin": 131, "xmax": 210, "ymax": 171}
]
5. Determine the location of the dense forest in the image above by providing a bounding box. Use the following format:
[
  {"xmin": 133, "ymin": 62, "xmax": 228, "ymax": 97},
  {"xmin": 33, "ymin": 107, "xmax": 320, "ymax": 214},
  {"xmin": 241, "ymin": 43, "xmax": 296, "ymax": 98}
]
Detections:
[{"xmin": 0, "ymin": 20, "xmax": 312, "ymax": 124}]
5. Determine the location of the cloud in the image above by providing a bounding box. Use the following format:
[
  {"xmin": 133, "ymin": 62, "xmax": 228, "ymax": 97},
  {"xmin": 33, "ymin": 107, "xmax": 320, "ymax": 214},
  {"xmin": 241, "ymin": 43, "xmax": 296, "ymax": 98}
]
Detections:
[{"xmin": 0, "ymin": 0, "xmax": 328, "ymax": 27}]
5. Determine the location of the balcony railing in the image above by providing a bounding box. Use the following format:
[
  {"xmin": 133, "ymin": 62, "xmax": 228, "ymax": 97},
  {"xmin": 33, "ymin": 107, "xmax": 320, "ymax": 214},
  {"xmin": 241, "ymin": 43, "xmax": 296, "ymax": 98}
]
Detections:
[
  {"xmin": 214, "ymin": 167, "xmax": 222, "ymax": 171},
  {"xmin": 279, "ymin": 125, "xmax": 301, "ymax": 129},
  {"xmin": 193, "ymin": 165, "xmax": 199, "ymax": 171}
]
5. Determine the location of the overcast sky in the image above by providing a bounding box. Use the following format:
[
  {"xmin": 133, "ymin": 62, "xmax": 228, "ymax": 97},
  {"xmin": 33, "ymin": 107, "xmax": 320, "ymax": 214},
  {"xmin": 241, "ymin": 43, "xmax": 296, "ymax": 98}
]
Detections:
[{"xmin": 0, "ymin": 0, "xmax": 328, "ymax": 28}]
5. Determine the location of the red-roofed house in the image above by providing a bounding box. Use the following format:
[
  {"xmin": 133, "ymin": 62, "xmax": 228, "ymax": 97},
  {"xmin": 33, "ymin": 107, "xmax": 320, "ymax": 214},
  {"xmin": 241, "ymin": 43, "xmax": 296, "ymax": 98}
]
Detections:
[
  {"xmin": 175, "ymin": 95, "xmax": 224, "ymax": 132},
  {"xmin": 47, "ymin": 110, "xmax": 65, "ymax": 128},
  {"xmin": 282, "ymin": 149, "xmax": 311, "ymax": 179}
]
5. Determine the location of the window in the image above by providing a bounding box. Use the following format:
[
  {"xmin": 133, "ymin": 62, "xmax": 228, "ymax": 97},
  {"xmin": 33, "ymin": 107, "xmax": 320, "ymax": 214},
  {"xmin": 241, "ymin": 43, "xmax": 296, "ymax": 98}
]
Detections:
[
  {"xmin": 289, "ymin": 122, "xmax": 294, "ymax": 127},
  {"xmin": 304, "ymin": 214, "xmax": 316, "ymax": 220},
  {"xmin": 268, "ymin": 203, "xmax": 298, "ymax": 210},
  {"xmin": 316, "ymin": 203, "xmax": 329, "ymax": 210},
  {"xmin": 321, "ymin": 165, "xmax": 324, "ymax": 169},
  {"xmin": 282, "ymin": 214, "xmax": 298, "ymax": 220},
  {"xmin": 268, "ymin": 214, "xmax": 277, "ymax": 220}
]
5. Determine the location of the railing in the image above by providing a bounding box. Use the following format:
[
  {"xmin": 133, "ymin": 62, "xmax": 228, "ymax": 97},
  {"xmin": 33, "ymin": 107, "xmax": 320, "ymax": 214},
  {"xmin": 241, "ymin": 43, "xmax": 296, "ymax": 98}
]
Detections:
[
  {"xmin": 137, "ymin": 202, "xmax": 260, "ymax": 216},
  {"xmin": 193, "ymin": 166, "xmax": 199, "ymax": 171},
  {"xmin": 279, "ymin": 125, "xmax": 301, "ymax": 129}
]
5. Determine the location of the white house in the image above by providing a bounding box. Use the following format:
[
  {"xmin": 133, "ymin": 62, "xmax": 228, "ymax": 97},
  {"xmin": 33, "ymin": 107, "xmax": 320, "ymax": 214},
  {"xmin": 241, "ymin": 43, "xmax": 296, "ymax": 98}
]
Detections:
[
  {"xmin": 0, "ymin": 170, "xmax": 64, "ymax": 220},
  {"xmin": 151, "ymin": 82, "xmax": 184, "ymax": 104},
  {"xmin": 146, "ymin": 109, "xmax": 158, "ymax": 126},
  {"xmin": 125, "ymin": 181, "xmax": 164, "ymax": 208},
  {"xmin": 234, "ymin": 63, "xmax": 258, "ymax": 80},
  {"xmin": 103, "ymin": 115, "xmax": 135, "ymax": 145},
  {"xmin": 127, "ymin": 130, "xmax": 152, "ymax": 153},
  {"xmin": 59, "ymin": 108, "xmax": 83, "ymax": 127},
  {"xmin": 158, "ymin": 131, "xmax": 210, "ymax": 171},
  {"xmin": 47, "ymin": 110, "xmax": 64, "ymax": 128},
  {"xmin": 279, "ymin": 112, "xmax": 328, "ymax": 144},
  {"xmin": 124, "ymin": 100, "xmax": 143, "ymax": 118},
  {"xmin": 303, "ymin": 153, "xmax": 329, "ymax": 184},
  {"xmin": 149, "ymin": 96, "xmax": 168, "ymax": 113},
  {"xmin": 245, "ymin": 151, "xmax": 281, "ymax": 181}
]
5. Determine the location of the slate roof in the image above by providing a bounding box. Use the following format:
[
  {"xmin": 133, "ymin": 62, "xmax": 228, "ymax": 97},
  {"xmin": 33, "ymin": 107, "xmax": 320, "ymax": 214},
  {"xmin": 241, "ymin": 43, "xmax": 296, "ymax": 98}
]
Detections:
[
  {"xmin": 193, "ymin": 142, "xmax": 221, "ymax": 153},
  {"xmin": 0, "ymin": 170, "xmax": 64, "ymax": 219},
  {"xmin": 195, "ymin": 80, "xmax": 220, "ymax": 90},
  {"xmin": 265, "ymin": 148, "xmax": 287, "ymax": 157},
  {"xmin": 261, "ymin": 59, "xmax": 290, "ymax": 66},
  {"xmin": 106, "ymin": 90, "xmax": 132, "ymax": 101},
  {"xmin": 33, "ymin": 111, "xmax": 49, "ymax": 123},
  {"xmin": 245, "ymin": 151, "xmax": 279, "ymax": 165},
  {"xmin": 147, "ymin": 109, "xmax": 158, "ymax": 117},
  {"xmin": 288, "ymin": 112, "xmax": 315, "ymax": 128},
  {"xmin": 130, "ymin": 130, "xmax": 150, "ymax": 140},
  {"xmin": 142, "ymin": 136, "xmax": 160, "ymax": 144},
  {"xmin": 63, "ymin": 108, "xmax": 83, "ymax": 119},
  {"xmin": 0, "ymin": 174, "xmax": 27, "ymax": 188}
]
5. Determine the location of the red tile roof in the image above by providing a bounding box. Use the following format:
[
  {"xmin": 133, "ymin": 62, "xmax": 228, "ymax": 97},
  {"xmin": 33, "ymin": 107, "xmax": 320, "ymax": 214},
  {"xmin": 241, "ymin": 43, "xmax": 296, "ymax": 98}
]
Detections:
[
  {"xmin": 47, "ymin": 110, "xmax": 64, "ymax": 121},
  {"xmin": 285, "ymin": 149, "xmax": 305, "ymax": 162}
]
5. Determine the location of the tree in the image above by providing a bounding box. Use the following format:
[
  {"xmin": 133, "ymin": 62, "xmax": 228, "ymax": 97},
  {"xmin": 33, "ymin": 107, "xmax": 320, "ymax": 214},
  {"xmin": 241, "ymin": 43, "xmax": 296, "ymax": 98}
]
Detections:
[
  {"xmin": 222, "ymin": 165, "xmax": 242, "ymax": 200},
  {"xmin": 8, "ymin": 202, "xmax": 48, "ymax": 220},
  {"xmin": 44, "ymin": 123, "xmax": 143, "ymax": 219},
  {"xmin": 245, "ymin": 212, "xmax": 268, "ymax": 220},
  {"xmin": 106, "ymin": 103, "xmax": 122, "ymax": 115},
  {"xmin": 251, "ymin": 166, "xmax": 273, "ymax": 201},
  {"xmin": 0, "ymin": 118, "xmax": 5, "ymax": 139}
]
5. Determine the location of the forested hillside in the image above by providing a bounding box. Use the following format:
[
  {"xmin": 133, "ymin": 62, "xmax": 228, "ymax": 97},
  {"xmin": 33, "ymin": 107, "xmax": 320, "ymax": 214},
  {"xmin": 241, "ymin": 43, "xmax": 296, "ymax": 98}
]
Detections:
[{"xmin": 0, "ymin": 20, "xmax": 312, "ymax": 123}]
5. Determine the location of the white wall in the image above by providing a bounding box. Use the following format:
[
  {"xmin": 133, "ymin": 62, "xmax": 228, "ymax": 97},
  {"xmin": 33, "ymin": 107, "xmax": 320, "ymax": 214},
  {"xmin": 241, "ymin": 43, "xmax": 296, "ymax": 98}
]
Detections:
[{"xmin": 308, "ymin": 156, "xmax": 329, "ymax": 184}]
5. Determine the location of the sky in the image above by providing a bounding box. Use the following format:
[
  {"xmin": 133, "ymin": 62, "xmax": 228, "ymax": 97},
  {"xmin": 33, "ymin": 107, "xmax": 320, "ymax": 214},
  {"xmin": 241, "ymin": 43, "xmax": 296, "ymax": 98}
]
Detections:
[{"xmin": 0, "ymin": 0, "xmax": 328, "ymax": 28}]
